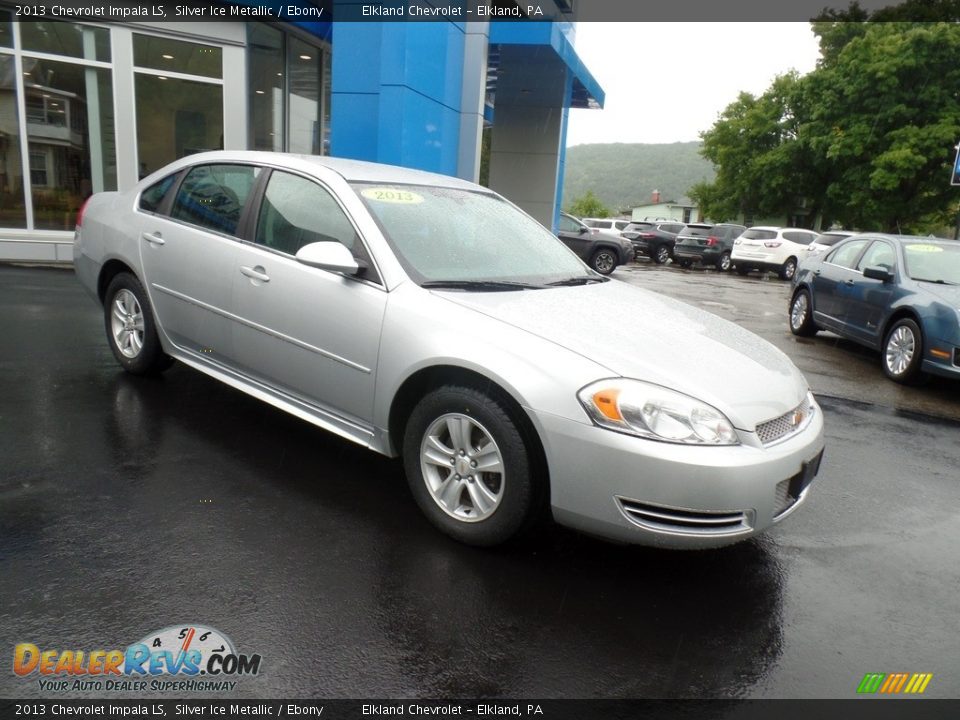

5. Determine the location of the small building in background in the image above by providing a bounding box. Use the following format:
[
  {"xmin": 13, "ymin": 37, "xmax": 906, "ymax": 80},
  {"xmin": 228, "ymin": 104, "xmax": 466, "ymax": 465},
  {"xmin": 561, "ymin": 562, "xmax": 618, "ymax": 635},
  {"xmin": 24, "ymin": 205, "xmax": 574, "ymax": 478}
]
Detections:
[{"xmin": 631, "ymin": 190, "xmax": 699, "ymax": 224}]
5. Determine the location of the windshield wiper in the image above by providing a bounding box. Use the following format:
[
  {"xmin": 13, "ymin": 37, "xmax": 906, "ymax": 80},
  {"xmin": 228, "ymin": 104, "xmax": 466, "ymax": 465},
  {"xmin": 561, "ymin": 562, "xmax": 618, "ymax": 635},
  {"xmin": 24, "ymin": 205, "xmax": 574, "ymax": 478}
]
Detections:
[
  {"xmin": 546, "ymin": 275, "xmax": 609, "ymax": 286},
  {"xmin": 420, "ymin": 280, "xmax": 545, "ymax": 291},
  {"xmin": 914, "ymin": 278, "xmax": 958, "ymax": 285}
]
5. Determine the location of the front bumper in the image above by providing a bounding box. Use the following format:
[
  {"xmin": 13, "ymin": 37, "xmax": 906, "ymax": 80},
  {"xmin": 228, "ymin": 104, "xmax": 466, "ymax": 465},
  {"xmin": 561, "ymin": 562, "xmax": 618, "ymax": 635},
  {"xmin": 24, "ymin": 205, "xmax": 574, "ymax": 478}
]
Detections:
[{"xmin": 532, "ymin": 403, "xmax": 825, "ymax": 548}]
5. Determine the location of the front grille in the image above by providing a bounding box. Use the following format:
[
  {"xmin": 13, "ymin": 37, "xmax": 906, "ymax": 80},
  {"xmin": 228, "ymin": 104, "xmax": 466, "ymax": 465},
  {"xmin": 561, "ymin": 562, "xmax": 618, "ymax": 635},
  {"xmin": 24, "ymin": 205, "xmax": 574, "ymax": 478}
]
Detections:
[
  {"xmin": 756, "ymin": 399, "xmax": 813, "ymax": 445},
  {"xmin": 617, "ymin": 498, "xmax": 751, "ymax": 536}
]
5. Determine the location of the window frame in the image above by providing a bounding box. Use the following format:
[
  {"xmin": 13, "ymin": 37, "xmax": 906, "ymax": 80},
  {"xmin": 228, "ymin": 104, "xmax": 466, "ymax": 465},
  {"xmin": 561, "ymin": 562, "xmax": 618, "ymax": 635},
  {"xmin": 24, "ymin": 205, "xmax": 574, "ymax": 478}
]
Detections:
[{"xmin": 856, "ymin": 240, "xmax": 898, "ymax": 275}]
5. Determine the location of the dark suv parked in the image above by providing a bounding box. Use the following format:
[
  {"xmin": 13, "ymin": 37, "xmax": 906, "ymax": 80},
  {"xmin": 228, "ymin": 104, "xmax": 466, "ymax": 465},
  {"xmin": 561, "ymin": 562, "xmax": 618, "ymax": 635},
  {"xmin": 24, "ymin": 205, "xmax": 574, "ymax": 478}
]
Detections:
[
  {"xmin": 622, "ymin": 221, "xmax": 685, "ymax": 265},
  {"xmin": 672, "ymin": 222, "xmax": 747, "ymax": 272},
  {"xmin": 556, "ymin": 212, "xmax": 635, "ymax": 275}
]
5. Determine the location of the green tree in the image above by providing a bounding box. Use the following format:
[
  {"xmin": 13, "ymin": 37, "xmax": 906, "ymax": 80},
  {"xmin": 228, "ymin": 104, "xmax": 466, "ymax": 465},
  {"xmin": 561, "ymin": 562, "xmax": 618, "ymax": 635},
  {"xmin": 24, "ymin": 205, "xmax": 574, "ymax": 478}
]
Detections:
[
  {"xmin": 693, "ymin": 21, "xmax": 960, "ymax": 233},
  {"xmin": 566, "ymin": 190, "xmax": 610, "ymax": 218}
]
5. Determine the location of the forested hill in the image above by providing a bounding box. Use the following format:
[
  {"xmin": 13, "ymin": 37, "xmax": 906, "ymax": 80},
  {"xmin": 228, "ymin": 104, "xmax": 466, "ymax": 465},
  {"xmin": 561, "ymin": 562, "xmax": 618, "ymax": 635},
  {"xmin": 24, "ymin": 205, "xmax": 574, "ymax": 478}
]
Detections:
[{"xmin": 562, "ymin": 142, "xmax": 715, "ymax": 213}]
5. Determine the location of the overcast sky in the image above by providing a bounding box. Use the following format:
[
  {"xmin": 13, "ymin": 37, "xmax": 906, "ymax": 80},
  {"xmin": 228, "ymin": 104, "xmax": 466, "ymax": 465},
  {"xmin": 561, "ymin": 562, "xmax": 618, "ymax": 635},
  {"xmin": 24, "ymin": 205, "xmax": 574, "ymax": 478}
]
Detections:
[{"xmin": 565, "ymin": 23, "xmax": 823, "ymax": 146}]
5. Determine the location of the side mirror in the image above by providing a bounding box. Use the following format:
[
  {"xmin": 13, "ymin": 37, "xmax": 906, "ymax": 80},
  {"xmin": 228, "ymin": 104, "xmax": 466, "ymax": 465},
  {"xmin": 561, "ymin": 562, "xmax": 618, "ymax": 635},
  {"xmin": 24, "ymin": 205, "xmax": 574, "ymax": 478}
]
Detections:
[
  {"xmin": 862, "ymin": 265, "xmax": 894, "ymax": 283},
  {"xmin": 579, "ymin": 226, "xmax": 588, "ymax": 235},
  {"xmin": 295, "ymin": 241, "xmax": 360, "ymax": 275}
]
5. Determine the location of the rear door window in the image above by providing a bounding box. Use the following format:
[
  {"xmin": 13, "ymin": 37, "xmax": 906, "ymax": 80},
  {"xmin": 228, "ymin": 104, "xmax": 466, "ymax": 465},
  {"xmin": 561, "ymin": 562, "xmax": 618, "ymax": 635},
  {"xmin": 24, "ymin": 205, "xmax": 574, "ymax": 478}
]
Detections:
[{"xmin": 171, "ymin": 164, "xmax": 260, "ymax": 236}]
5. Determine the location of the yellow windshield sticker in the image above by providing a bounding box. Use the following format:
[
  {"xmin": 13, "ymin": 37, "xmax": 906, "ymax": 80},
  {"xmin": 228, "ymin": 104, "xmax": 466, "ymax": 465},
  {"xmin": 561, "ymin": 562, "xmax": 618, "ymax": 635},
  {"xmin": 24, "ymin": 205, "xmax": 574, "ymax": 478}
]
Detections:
[
  {"xmin": 361, "ymin": 188, "xmax": 424, "ymax": 204},
  {"xmin": 905, "ymin": 244, "xmax": 944, "ymax": 253}
]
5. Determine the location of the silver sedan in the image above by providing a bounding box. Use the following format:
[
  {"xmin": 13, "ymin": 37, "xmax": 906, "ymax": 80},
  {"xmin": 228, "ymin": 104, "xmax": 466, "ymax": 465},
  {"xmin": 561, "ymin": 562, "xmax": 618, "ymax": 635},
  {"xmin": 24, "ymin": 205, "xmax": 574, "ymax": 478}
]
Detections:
[{"xmin": 74, "ymin": 151, "xmax": 824, "ymax": 548}]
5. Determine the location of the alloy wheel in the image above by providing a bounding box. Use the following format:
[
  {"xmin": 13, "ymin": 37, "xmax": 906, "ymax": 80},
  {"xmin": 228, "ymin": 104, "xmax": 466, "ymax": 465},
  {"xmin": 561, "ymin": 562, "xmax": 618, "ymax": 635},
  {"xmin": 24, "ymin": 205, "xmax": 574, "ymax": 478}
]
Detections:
[{"xmin": 110, "ymin": 289, "xmax": 145, "ymax": 359}]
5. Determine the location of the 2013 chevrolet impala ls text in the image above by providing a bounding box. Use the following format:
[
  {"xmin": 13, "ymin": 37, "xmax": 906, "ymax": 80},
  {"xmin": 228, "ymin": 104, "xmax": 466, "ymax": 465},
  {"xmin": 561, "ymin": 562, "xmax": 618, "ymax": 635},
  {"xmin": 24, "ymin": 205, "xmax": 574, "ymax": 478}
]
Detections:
[{"xmin": 74, "ymin": 151, "xmax": 824, "ymax": 548}]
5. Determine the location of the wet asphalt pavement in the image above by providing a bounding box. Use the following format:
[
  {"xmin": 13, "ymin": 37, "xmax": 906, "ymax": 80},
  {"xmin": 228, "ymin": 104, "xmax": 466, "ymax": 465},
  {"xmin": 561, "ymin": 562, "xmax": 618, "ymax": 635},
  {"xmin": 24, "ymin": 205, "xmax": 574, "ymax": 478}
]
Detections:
[{"xmin": 1, "ymin": 264, "xmax": 959, "ymax": 699}]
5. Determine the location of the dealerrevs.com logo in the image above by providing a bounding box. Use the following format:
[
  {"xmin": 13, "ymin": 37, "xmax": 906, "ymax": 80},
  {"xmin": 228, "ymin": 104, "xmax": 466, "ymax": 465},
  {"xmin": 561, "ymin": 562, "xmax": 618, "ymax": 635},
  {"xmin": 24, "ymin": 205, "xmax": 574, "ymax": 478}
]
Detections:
[{"xmin": 13, "ymin": 624, "xmax": 262, "ymax": 693}]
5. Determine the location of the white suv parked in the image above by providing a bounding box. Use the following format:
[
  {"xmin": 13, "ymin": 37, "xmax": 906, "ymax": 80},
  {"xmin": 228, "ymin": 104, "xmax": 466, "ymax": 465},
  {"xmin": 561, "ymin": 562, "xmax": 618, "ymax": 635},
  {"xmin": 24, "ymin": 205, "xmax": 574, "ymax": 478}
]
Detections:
[{"xmin": 731, "ymin": 227, "xmax": 818, "ymax": 280}]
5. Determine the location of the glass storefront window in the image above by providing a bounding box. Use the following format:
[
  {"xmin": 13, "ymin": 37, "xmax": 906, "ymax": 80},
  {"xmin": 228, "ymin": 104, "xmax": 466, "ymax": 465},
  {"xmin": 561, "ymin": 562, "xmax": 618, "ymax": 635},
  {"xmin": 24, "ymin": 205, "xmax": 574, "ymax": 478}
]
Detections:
[
  {"xmin": 0, "ymin": 10, "xmax": 12, "ymax": 48},
  {"xmin": 133, "ymin": 34, "xmax": 221, "ymax": 79},
  {"xmin": 287, "ymin": 36, "xmax": 320, "ymax": 155},
  {"xmin": 247, "ymin": 24, "xmax": 283, "ymax": 151},
  {"xmin": 21, "ymin": 22, "xmax": 110, "ymax": 62},
  {"xmin": 23, "ymin": 58, "xmax": 117, "ymax": 230},
  {"xmin": 135, "ymin": 74, "xmax": 223, "ymax": 178},
  {"xmin": 0, "ymin": 54, "xmax": 27, "ymax": 227}
]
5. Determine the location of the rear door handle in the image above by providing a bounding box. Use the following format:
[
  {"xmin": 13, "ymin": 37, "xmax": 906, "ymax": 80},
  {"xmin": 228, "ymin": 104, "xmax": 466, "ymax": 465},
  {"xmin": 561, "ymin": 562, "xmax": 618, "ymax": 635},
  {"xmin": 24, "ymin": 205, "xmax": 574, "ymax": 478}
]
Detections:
[
  {"xmin": 141, "ymin": 231, "xmax": 164, "ymax": 246},
  {"xmin": 240, "ymin": 265, "xmax": 270, "ymax": 283}
]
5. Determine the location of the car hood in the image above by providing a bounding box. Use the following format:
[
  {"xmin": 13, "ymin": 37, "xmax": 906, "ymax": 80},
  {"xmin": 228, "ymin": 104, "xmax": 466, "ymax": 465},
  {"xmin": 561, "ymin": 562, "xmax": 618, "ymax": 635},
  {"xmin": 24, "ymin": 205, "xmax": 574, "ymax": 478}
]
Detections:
[
  {"xmin": 917, "ymin": 281, "xmax": 960, "ymax": 305},
  {"xmin": 434, "ymin": 280, "xmax": 809, "ymax": 431}
]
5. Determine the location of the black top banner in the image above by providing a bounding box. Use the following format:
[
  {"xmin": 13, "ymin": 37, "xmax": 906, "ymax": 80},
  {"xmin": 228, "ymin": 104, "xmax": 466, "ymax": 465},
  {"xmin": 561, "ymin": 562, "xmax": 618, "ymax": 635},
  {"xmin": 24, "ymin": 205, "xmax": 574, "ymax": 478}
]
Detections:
[{"xmin": 0, "ymin": 0, "xmax": 953, "ymax": 23}]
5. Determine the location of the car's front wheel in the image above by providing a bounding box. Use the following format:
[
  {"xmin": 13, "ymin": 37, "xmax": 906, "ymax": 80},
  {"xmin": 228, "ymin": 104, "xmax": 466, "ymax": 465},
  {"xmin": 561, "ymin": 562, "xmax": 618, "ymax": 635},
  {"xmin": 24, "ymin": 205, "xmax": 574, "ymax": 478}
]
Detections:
[
  {"xmin": 789, "ymin": 289, "xmax": 819, "ymax": 337},
  {"xmin": 653, "ymin": 244, "xmax": 671, "ymax": 265},
  {"xmin": 590, "ymin": 249, "xmax": 617, "ymax": 275},
  {"xmin": 716, "ymin": 252, "xmax": 732, "ymax": 272},
  {"xmin": 883, "ymin": 318, "xmax": 924, "ymax": 384},
  {"xmin": 403, "ymin": 385, "xmax": 540, "ymax": 546},
  {"xmin": 103, "ymin": 272, "xmax": 173, "ymax": 375}
]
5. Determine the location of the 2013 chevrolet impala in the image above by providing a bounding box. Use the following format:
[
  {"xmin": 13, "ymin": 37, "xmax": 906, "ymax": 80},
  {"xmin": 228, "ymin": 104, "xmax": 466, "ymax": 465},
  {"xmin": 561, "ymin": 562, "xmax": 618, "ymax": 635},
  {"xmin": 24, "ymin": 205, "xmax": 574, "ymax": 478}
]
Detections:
[{"xmin": 74, "ymin": 151, "xmax": 824, "ymax": 548}]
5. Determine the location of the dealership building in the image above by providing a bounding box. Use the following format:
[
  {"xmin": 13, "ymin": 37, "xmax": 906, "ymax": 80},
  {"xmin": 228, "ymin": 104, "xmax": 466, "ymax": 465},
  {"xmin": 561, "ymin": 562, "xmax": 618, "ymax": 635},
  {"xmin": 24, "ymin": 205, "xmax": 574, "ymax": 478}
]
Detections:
[{"xmin": 0, "ymin": 1, "xmax": 603, "ymax": 263}]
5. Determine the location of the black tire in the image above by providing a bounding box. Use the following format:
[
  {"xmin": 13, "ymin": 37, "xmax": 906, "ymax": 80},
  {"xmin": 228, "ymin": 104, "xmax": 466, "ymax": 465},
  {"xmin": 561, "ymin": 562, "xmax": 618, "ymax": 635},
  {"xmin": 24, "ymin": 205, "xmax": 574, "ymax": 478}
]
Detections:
[
  {"xmin": 779, "ymin": 257, "xmax": 798, "ymax": 281},
  {"xmin": 882, "ymin": 318, "xmax": 924, "ymax": 384},
  {"xmin": 402, "ymin": 385, "xmax": 541, "ymax": 546},
  {"xmin": 736, "ymin": 266, "xmax": 750, "ymax": 276},
  {"xmin": 676, "ymin": 259, "xmax": 693, "ymax": 269},
  {"xmin": 653, "ymin": 244, "xmax": 671, "ymax": 265},
  {"xmin": 590, "ymin": 248, "xmax": 617, "ymax": 275},
  {"xmin": 716, "ymin": 252, "xmax": 732, "ymax": 272},
  {"xmin": 103, "ymin": 272, "xmax": 173, "ymax": 375},
  {"xmin": 789, "ymin": 289, "xmax": 819, "ymax": 337}
]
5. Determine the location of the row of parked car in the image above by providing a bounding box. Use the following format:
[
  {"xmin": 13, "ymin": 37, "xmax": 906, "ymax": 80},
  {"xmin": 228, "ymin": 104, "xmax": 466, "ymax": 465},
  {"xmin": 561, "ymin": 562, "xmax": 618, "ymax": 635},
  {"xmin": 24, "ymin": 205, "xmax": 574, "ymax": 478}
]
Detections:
[{"xmin": 560, "ymin": 212, "xmax": 860, "ymax": 281}]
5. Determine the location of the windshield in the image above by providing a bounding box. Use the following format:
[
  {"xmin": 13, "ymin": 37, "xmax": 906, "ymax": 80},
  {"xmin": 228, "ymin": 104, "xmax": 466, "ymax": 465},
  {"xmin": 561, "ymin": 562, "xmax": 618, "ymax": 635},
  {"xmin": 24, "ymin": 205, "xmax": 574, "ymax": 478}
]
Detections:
[
  {"xmin": 680, "ymin": 225, "xmax": 713, "ymax": 237},
  {"xmin": 353, "ymin": 184, "xmax": 590, "ymax": 284},
  {"xmin": 742, "ymin": 229, "xmax": 778, "ymax": 240},
  {"xmin": 903, "ymin": 242, "xmax": 960, "ymax": 284}
]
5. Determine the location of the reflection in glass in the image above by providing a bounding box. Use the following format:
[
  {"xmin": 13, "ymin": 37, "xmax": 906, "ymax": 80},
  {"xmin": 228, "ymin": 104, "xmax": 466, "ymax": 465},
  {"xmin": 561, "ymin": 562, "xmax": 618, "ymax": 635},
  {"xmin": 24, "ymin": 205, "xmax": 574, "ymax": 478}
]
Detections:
[
  {"xmin": 0, "ymin": 10, "xmax": 12, "ymax": 48},
  {"xmin": 21, "ymin": 22, "xmax": 110, "ymax": 62},
  {"xmin": 247, "ymin": 23, "xmax": 283, "ymax": 151},
  {"xmin": 287, "ymin": 36, "xmax": 320, "ymax": 155},
  {"xmin": 133, "ymin": 34, "xmax": 221, "ymax": 79},
  {"xmin": 135, "ymin": 74, "xmax": 223, "ymax": 178},
  {"xmin": 23, "ymin": 58, "xmax": 115, "ymax": 230},
  {"xmin": 0, "ymin": 55, "xmax": 27, "ymax": 227}
]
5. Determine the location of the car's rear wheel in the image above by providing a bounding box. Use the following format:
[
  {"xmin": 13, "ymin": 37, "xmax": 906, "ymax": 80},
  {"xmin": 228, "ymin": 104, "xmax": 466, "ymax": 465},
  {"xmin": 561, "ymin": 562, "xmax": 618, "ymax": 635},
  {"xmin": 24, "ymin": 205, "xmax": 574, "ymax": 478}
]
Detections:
[
  {"xmin": 590, "ymin": 249, "xmax": 617, "ymax": 275},
  {"xmin": 716, "ymin": 252, "xmax": 732, "ymax": 272},
  {"xmin": 789, "ymin": 289, "xmax": 819, "ymax": 337},
  {"xmin": 676, "ymin": 259, "xmax": 692, "ymax": 269},
  {"xmin": 653, "ymin": 245, "xmax": 671, "ymax": 265},
  {"xmin": 104, "ymin": 272, "xmax": 173, "ymax": 375},
  {"xmin": 779, "ymin": 257, "xmax": 798, "ymax": 281},
  {"xmin": 883, "ymin": 318, "xmax": 924, "ymax": 384},
  {"xmin": 735, "ymin": 266, "xmax": 750, "ymax": 276},
  {"xmin": 403, "ymin": 385, "xmax": 540, "ymax": 546}
]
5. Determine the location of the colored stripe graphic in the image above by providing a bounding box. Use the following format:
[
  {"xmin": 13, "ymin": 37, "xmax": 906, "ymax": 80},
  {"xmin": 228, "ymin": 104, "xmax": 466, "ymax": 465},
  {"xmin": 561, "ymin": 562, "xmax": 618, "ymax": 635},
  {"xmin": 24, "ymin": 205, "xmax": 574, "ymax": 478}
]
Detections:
[{"xmin": 857, "ymin": 672, "xmax": 932, "ymax": 694}]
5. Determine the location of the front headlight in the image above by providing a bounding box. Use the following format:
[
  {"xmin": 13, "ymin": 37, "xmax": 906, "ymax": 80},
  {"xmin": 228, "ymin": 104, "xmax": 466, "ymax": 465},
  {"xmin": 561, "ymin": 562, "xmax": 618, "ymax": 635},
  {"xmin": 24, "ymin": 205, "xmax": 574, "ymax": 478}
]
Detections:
[{"xmin": 577, "ymin": 379, "xmax": 739, "ymax": 445}]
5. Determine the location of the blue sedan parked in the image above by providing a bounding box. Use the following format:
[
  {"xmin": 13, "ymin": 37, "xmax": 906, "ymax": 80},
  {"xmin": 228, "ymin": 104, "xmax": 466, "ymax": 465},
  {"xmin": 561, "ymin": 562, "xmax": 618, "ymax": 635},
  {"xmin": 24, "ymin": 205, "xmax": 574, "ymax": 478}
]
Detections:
[{"xmin": 789, "ymin": 235, "xmax": 960, "ymax": 383}]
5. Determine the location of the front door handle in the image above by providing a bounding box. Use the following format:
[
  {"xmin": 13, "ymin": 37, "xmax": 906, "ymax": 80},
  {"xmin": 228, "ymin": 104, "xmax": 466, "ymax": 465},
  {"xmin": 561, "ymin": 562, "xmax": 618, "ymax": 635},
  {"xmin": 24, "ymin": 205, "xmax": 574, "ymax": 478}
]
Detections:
[
  {"xmin": 844, "ymin": 279, "xmax": 855, "ymax": 286},
  {"xmin": 141, "ymin": 231, "xmax": 164, "ymax": 246},
  {"xmin": 240, "ymin": 265, "xmax": 270, "ymax": 283}
]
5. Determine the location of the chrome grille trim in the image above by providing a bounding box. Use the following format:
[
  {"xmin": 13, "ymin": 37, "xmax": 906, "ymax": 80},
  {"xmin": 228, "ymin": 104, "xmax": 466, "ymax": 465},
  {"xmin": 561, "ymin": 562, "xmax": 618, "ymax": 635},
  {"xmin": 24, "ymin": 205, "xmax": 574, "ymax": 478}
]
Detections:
[
  {"xmin": 616, "ymin": 497, "xmax": 752, "ymax": 536},
  {"xmin": 756, "ymin": 398, "xmax": 815, "ymax": 446}
]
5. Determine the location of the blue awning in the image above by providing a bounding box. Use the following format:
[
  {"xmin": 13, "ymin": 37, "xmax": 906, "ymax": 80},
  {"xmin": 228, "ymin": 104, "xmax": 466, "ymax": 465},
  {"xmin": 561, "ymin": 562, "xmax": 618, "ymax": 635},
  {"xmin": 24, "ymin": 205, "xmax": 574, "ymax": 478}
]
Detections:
[{"xmin": 489, "ymin": 22, "xmax": 604, "ymax": 109}]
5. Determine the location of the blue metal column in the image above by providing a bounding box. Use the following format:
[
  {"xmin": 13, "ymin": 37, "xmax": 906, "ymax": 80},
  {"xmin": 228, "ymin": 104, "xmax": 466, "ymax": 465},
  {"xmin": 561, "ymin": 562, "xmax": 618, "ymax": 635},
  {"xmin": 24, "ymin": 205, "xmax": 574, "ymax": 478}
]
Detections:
[{"xmin": 330, "ymin": 22, "xmax": 472, "ymax": 177}]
